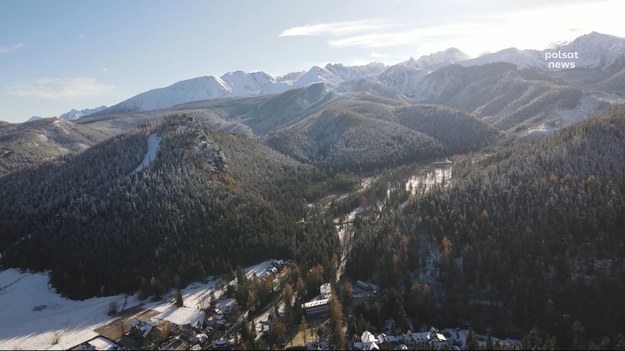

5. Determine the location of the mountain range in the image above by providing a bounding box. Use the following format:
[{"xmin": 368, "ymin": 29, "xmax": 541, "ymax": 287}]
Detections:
[
  {"xmin": 70, "ymin": 32, "xmax": 621, "ymax": 137},
  {"xmin": 2, "ymin": 32, "xmax": 623, "ymax": 179},
  {"xmin": 0, "ymin": 117, "xmax": 109, "ymax": 176},
  {"xmin": 12, "ymin": 32, "xmax": 625, "ymax": 133},
  {"xmin": 2, "ymin": 30, "xmax": 625, "ymax": 345}
]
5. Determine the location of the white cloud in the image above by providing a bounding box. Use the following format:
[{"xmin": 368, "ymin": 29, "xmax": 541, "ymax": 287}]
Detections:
[
  {"xmin": 328, "ymin": 20, "xmax": 501, "ymax": 49},
  {"xmin": 7, "ymin": 77, "xmax": 114, "ymax": 100},
  {"xmin": 280, "ymin": 20, "xmax": 391, "ymax": 37},
  {"xmin": 279, "ymin": 0, "xmax": 625, "ymax": 59},
  {"xmin": 0, "ymin": 43, "xmax": 26, "ymax": 54}
]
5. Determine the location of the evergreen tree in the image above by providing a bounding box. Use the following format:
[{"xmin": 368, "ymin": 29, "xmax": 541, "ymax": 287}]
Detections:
[
  {"xmin": 328, "ymin": 292, "xmax": 346, "ymax": 349},
  {"xmin": 299, "ymin": 316, "xmax": 308, "ymax": 344},
  {"xmin": 175, "ymin": 288, "xmax": 184, "ymax": 307},
  {"xmin": 467, "ymin": 327, "xmax": 479, "ymax": 350}
]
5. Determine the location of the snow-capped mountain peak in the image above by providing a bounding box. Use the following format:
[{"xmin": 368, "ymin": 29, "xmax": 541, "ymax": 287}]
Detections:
[
  {"xmin": 324, "ymin": 62, "xmax": 387, "ymax": 81},
  {"xmin": 95, "ymin": 31, "xmax": 625, "ymax": 115},
  {"xmin": 295, "ymin": 66, "xmax": 340, "ymax": 87},
  {"xmin": 414, "ymin": 47, "xmax": 470, "ymax": 68},
  {"xmin": 546, "ymin": 40, "xmax": 569, "ymax": 50},
  {"xmin": 219, "ymin": 71, "xmax": 275, "ymax": 96},
  {"xmin": 550, "ymin": 31, "xmax": 625, "ymax": 70},
  {"xmin": 60, "ymin": 106, "xmax": 107, "ymax": 120}
]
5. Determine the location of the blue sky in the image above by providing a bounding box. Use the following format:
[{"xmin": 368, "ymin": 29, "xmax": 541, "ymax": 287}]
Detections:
[{"xmin": 1, "ymin": 0, "xmax": 624, "ymax": 123}]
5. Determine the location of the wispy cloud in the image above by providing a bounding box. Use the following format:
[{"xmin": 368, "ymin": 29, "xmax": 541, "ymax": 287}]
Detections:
[
  {"xmin": 0, "ymin": 43, "xmax": 26, "ymax": 54},
  {"xmin": 280, "ymin": 20, "xmax": 391, "ymax": 37},
  {"xmin": 8, "ymin": 77, "xmax": 114, "ymax": 100},
  {"xmin": 328, "ymin": 22, "xmax": 496, "ymax": 49}
]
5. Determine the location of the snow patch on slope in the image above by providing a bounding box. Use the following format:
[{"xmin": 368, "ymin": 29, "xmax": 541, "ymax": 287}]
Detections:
[{"xmin": 132, "ymin": 133, "xmax": 160, "ymax": 173}]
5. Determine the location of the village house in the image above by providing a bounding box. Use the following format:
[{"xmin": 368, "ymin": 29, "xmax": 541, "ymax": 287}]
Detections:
[{"xmin": 353, "ymin": 330, "xmax": 380, "ymax": 350}]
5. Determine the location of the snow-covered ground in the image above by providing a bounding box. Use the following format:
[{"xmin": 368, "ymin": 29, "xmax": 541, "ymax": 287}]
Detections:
[
  {"xmin": 518, "ymin": 123, "xmax": 558, "ymax": 137},
  {"xmin": 146, "ymin": 279, "xmax": 222, "ymax": 327},
  {"xmin": 0, "ymin": 259, "xmax": 279, "ymax": 350},
  {"xmin": 244, "ymin": 259, "xmax": 276, "ymax": 280},
  {"xmin": 0, "ymin": 269, "xmax": 128, "ymax": 350},
  {"xmin": 132, "ymin": 133, "xmax": 161, "ymax": 173},
  {"xmin": 405, "ymin": 166, "xmax": 452, "ymax": 195}
]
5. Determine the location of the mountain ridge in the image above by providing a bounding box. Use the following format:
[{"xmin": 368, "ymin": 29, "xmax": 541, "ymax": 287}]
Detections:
[{"xmin": 83, "ymin": 32, "xmax": 625, "ymax": 134}]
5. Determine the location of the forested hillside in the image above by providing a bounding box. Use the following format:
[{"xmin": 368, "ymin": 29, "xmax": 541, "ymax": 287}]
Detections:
[
  {"xmin": 0, "ymin": 118, "xmax": 109, "ymax": 176},
  {"xmin": 265, "ymin": 108, "xmax": 445, "ymax": 170},
  {"xmin": 0, "ymin": 115, "xmax": 339, "ymax": 299},
  {"xmin": 414, "ymin": 63, "xmax": 612, "ymax": 132},
  {"xmin": 346, "ymin": 105, "xmax": 625, "ymax": 346},
  {"xmin": 264, "ymin": 102, "xmax": 498, "ymax": 171}
]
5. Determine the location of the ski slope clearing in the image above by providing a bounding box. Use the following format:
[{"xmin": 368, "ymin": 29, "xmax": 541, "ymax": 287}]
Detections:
[{"xmin": 132, "ymin": 133, "xmax": 161, "ymax": 173}]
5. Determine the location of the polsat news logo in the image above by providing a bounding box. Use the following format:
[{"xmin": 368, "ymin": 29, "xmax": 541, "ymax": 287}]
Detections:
[{"xmin": 545, "ymin": 50, "xmax": 579, "ymax": 70}]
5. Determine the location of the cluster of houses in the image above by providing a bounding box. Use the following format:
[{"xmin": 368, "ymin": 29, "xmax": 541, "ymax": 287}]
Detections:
[
  {"xmin": 205, "ymin": 298, "xmax": 237, "ymax": 330},
  {"xmin": 71, "ymin": 259, "xmax": 294, "ymax": 350},
  {"xmin": 353, "ymin": 328, "xmax": 450, "ymax": 350},
  {"xmin": 72, "ymin": 316, "xmax": 219, "ymax": 350}
]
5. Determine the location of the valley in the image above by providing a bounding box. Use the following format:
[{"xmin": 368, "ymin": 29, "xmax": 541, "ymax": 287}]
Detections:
[{"xmin": 1, "ymin": 30, "xmax": 625, "ymax": 350}]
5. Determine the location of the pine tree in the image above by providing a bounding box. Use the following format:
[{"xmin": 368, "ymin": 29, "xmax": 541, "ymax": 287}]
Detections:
[
  {"xmin": 284, "ymin": 283, "xmax": 294, "ymax": 324},
  {"xmin": 467, "ymin": 327, "xmax": 479, "ymax": 350},
  {"xmin": 328, "ymin": 292, "xmax": 346, "ymax": 349},
  {"xmin": 269, "ymin": 315, "xmax": 287, "ymax": 347},
  {"xmin": 175, "ymin": 288, "xmax": 184, "ymax": 307},
  {"xmin": 299, "ymin": 316, "xmax": 308, "ymax": 344},
  {"xmin": 486, "ymin": 335, "xmax": 494, "ymax": 350}
]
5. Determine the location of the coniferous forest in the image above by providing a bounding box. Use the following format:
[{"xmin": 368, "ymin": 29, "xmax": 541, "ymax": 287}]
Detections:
[
  {"xmin": 346, "ymin": 105, "xmax": 625, "ymax": 346},
  {"xmin": 1, "ymin": 98, "xmax": 625, "ymax": 349},
  {"xmin": 5, "ymin": 6, "xmax": 625, "ymax": 349},
  {"xmin": 0, "ymin": 115, "xmax": 342, "ymax": 299}
]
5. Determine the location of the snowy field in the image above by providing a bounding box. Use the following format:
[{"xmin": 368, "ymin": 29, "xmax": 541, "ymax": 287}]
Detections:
[
  {"xmin": 0, "ymin": 269, "xmax": 128, "ymax": 350},
  {"xmin": 0, "ymin": 259, "xmax": 278, "ymax": 350},
  {"xmin": 244, "ymin": 259, "xmax": 275, "ymax": 280}
]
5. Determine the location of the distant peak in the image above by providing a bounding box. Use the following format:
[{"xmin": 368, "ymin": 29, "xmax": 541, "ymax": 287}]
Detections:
[
  {"xmin": 546, "ymin": 40, "xmax": 569, "ymax": 50},
  {"xmin": 573, "ymin": 31, "xmax": 623, "ymax": 44},
  {"xmin": 411, "ymin": 48, "xmax": 470, "ymax": 68},
  {"xmin": 27, "ymin": 116, "xmax": 45, "ymax": 122},
  {"xmin": 588, "ymin": 31, "xmax": 608, "ymax": 37}
]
